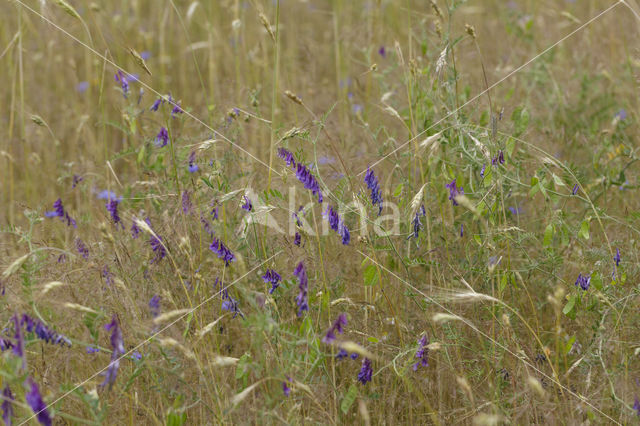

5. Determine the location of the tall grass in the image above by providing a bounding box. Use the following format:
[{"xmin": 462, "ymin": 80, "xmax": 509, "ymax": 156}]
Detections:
[{"xmin": 1, "ymin": 0, "xmax": 639, "ymax": 424}]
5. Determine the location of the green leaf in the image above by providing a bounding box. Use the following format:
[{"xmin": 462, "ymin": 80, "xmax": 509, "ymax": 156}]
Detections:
[
  {"xmin": 393, "ymin": 183, "xmax": 404, "ymax": 198},
  {"xmin": 367, "ymin": 336, "xmax": 379, "ymax": 343},
  {"xmin": 543, "ymin": 223, "xmax": 554, "ymax": 247},
  {"xmin": 505, "ymin": 137, "xmax": 516, "ymax": 157},
  {"xmin": 578, "ymin": 220, "xmax": 590, "ymax": 240},
  {"xmin": 591, "ymin": 272, "xmax": 602, "ymax": 290},
  {"xmin": 564, "ymin": 336, "xmax": 576, "ymax": 354},
  {"xmin": 340, "ymin": 385, "xmax": 358, "ymax": 414},
  {"xmin": 363, "ymin": 264, "xmax": 379, "ymax": 287},
  {"xmin": 563, "ymin": 295, "xmax": 576, "ymax": 318}
]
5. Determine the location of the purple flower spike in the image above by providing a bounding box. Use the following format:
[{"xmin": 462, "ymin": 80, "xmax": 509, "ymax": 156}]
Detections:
[
  {"xmin": 283, "ymin": 376, "xmax": 293, "ymax": 397},
  {"xmin": 130, "ymin": 218, "xmax": 141, "ymax": 239},
  {"xmin": 150, "ymin": 97, "xmax": 164, "ymax": 111},
  {"xmin": 322, "ymin": 313, "xmax": 347, "ymax": 344},
  {"xmin": 241, "ymin": 196, "xmax": 253, "ymax": 212},
  {"xmin": 295, "ymin": 163, "xmax": 323, "ymax": 203},
  {"xmin": 339, "ymin": 220, "xmax": 350, "ymax": 245},
  {"xmin": 75, "ymin": 238, "xmax": 89, "ymax": 260},
  {"xmin": 491, "ymin": 150, "xmax": 505, "ymax": 166},
  {"xmin": 25, "ymin": 380, "xmax": 52, "ymax": 426},
  {"xmin": 412, "ymin": 335, "xmax": 429, "ymax": 371},
  {"xmin": 149, "ymin": 295, "xmax": 161, "ymax": 318},
  {"xmin": 575, "ymin": 273, "xmax": 591, "ymax": 291},
  {"xmin": 106, "ymin": 198, "xmax": 123, "ymax": 228},
  {"xmin": 1, "ymin": 386, "xmax": 13, "ymax": 426},
  {"xmin": 614, "ymin": 248, "xmax": 621, "ymax": 267},
  {"xmin": 149, "ymin": 235, "xmax": 166, "ymax": 263},
  {"xmin": 262, "ymin": 269, "xmax": 282, "ymax": 294},
  {"xmin": 101, "ymin": 314, "xmax": 125, "ymax": 389},
  {"xmin": 182, "ymin": 191, "xmax": 192, "ymax": 214},
  {"xmin": 357, "ymin": 358, "xmax": 373, "ymax": 384},
  {"xmin": 155, "ymin": 127, "xmax": 169, "ymax": 147},
  {"xmin": 571, "ymin": 184, "xmax": 579, "ymax": 195},
  {"xmin": 188, "ymin": 151, "xmax": 199, "ymax": 173},
  {"xmin": 114, "ymin": 70, "xmax": 130, "ymax": 98},
  {"xmin": 44, "ymin": 199, "xmax": 76, "ymax": 228},
  {"xmin": 378, "ymin": 46, "xmax": 386, "ymax": 57},
  {"xmin": 294, "ymin": 262, "xmax": 309, "ymax": 316},
  {"xmin": 445, "ymin": 179, "xmax": 464, "ymax": 206},
  {"xmin": 277, "ymin": 147, "xmax": 296, "ymax": 168},
  {"xmin": 634, "ymin": 396, "xmax": 640, "ymax": 417},
  {"xmin": 408, "ymin": 205, "xmax": 426, "ymax": 240},
  {"xmin": 12, "ymin": 314, "xmax": 24, "ymax": 367},
  {"xmin": 72, "ymin": 174, "xmax": 83, "ymax": 189},
  {"xmin": 294, "ymin": 232, "xmax": 301, "ymax": 246},
  {"xmin": 210, "ymin": 237, "xmax": 235, "ymax": 266},
  {"xmin": 364, "ymin": 167, "xmax": 384, "ymax": 216}
]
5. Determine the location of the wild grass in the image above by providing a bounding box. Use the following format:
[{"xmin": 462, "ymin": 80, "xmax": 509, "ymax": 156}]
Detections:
[{"xmin": 1, "ymin": 0, "xmax": 640, "ymax": 424}]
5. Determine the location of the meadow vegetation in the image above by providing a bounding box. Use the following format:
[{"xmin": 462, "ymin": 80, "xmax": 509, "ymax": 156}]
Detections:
[{"xmin": 1, "ymin": 0, "xmax": 640, "ymax": 424}]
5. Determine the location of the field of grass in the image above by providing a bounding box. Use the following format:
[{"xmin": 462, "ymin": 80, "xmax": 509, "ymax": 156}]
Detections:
[{"xmin": 1, "ymin": 0, "xmax": 640, "ymax": 424}]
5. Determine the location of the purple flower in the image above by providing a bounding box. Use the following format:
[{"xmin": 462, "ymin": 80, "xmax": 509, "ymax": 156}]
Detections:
[
  {"xmin": 364, "ymin": 167, "xmax": 383, "ymax": 216},
  {"xmin": 44, "ymin": 198, "xmax": 76, "ymax": 228},
  {"xmin": 262, "ymin": 269, "xmax": 282, "ymax": 294},
  {"xmin": 491, "ymin": 150, "xmax": 505, "ymax": 166},
  {"xmin": 408, "ymin": 205, "xmax": 426, "ymax": 240},
  {"xmin": 75, "ymin": 238, "xmax": 89, "ymax": 260},
  {"xmin": 106, "ymin": 198, "xmax": 123, "ymax": 228},
  {"xmin": 283, "ymin": 376, "xmax": 293, "ymax": 397},
  {"xmin": 114, "ymin": 70, "xmax": 130, "ymax": 98},
  {"xmin": 21, "ymin": 314, "xmax": 71, "ymax": 347},
  {"xmin": 76, "ymin": 81, "xmax": 89, "ymax": 93},
  {"xmin": 150, "ymin": 97, "xmax": 164, "ymax": 111},
  {"xmin": 25, "ymin": 380, "xmax": 52, "ymax": 426},
  {"xmin": 188, "ymin": 151, "xmax": 199, "ymax": 173},
  {"xmin": 171, "ymin": 101, "xmax": 183, "ymax": 117},
  {"xmin": 378, "ymin": 46, "xmax": 386, "ymax": 57},
  {"xmin": 614, "ymin": 248, "xmax": 621, "ymax": 267},
  {"xmin": 0, "ymin": 337, "xmax": 13, "ymax": 351},
  {"xmin": 357, "ymin": 358, "xmax": 373, "ymax": 384},
  {"xmin": 210, "ymin": 201, "xmax": 219, "ymax": 220},
  {"xmin": 86, "ymin": 346, "xmax": 100, "ymax": 354},
  {"xmin": 101, "ymin": 314, "xmax": 125, "ymax": 389},
  {"xmin": 295, "ymin": 163, "xmax": 323, "ymax": 203},
  {"xmin": 339, "ymin": 220, "xmax": 350, "ymax": 245},
  {"xmin": 294, "ymin": 262, "xmax": 309, "ymax": 316},
  {"xmin": 137, "ymin": 88, "xmax": 144, "ymax": 105},
  {"xmin": 412, "ymin": 335, "xmax": 429, "ymax": 371},
  {"xmin": 294, "ymin": 232, "xmax": 301, "ymax": 246},
  {"xmin": 572, "ymin": 184, "xmax": 579, "ymax": 195},
  {"xmin": 101, "ymin": 265, "xmax": 114, "ymax": 285},
  {"xmin": 155, "ymin": 127, "xmax": 168, "ymax": 147},
  {"xmin": 2, "ymin": 386, "xmax": 13, "ymax": 426},
  {"xmin": 201, "ymin": 215, "xmax": 214, "ymax": 237},
  {"xmin": 149, "ymin": 235, "xmax": 166, "ymax": 263},
  {"xmin": 336, "ymin": 349, "xmax": 349, "ymax": 360},
  {"xmin": 508, "ymin": 206, "xmax": 523, "ymax": 216},
  {"xmin": 72, "ymin": 174, "xmax": 83, "ymax": 188},
  {"xmin": 241, "ymin": 196, "xmax": 253, "ymax": 212},
  {"xmin": 480, "ymin": 164, "xmax": 486, "ymax": 178},
  {"xmin": 131, "ymin": 351, "xmax": 142, "ymax": 361},
  {"xmin": 140, "ymin": 50, "xmax": 151, "ymax": 60},
  {"xmin": 325, "ymin": 205, "xmax": 340, "ymax": 232},
  {"xmin": 149, "ymin": 295, "xmax": 161, "ymax": 318},
  {"xmin": 130, "ymin": 218, "xmax": 141, "ymax": 239},
  {"xmin": 615, "ymin": 109, "xmax": 627, "ymax": 121},
  {"xmin": 11, "ymin": 315, "xmax": 24, "ymax": 366},
  {"xmin": 210, "ymin": 237, "xmax": 235, "ymax": 266},
  {"xmin": 277, "ymin": 147, "xmax": 296, "ymax": 168},
  {"xmin": 322, "ymin": 313, "xmax": 347, "ymax": 344},
  {"xmin": 634, "ymin": 396, "xmax": 640, "ymax": 416},
  {"xmin": 460, "ymin": 224, "xmax": 464, "ymax": 237},
  {"xmin": 575, "ymin": 273, "xmax": 591, "ymax": 291},
  {"xmin": 445, "ymin": 179, "xmax": 464, "ymax": 206},
  {"xmin": 182, "ymin": 191, "xmax": 192, "ymax": 214}
]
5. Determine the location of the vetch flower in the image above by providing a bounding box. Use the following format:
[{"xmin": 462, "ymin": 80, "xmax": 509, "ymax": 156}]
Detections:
[
  {"xmin": 44, "ymin": 198, "xmax": 76, "ymax": 228},
  {"xmin": 114, "ymin": 70, "xmax": 130, "ymax": 98},
  {"xmin": 72, "ymin": 174, "xmax": 83, "ymax": 188},
  {"xmin": 378, "ymin": 46, "xmax": 386, "ymax": 57},
  {"xmin": 460, "ymin": 224, "xmax": 464, "ymax": 237},
  {"xmin": 241, "ymin": 196, "xmax": 253, "ymax": 212},
  {"xmin": 21, "ymin": 314, "xmax": 71, "ymax": 347},
  {"xmin": 295, "ymin": 163, "xmax": 323, "ymax": 203},
  {"xmin": 325, "ymin": 205, "xmax": 340, "ymax": 232},
  {"xmin": 86, "ymin": 346, "xmax": 100, "ymax": 354},
  {"xmin": 0, "ymin": 337, "xmax": 13, "ymax": 351},
  {"xmin": 364, "ymin": 167, "xmax": 383, "ymax": 216},
  {"xmin": 25, "ymin": 380, "xmax": 52, "ymax": 426},
  {"xmin": 445, "ymin": 179, "xmax": 464, "ymax": 206},
  {"xmin": 150, "ymin": 97, "xmax": 164, "ymax": 111},
  {"xmin": 101, "ymin": 314, "xmax": 125, "ymax": 389},
  {"xmin": 322, "ymin": 313, "xmax": 347, "ymax": 344},
  {"xmin": 339, "ymin": 220, "xmax": 350, "ymax": 245},
  {"xmin": 149, "ymin": 235, "xmax": 166, "ymax": 263},
  {"xmin": 408, "ymin": 205, "xmax": 426, "ymax": 240},
  {"xmin": 262, "ymin": 269, "xmax": 282, "ymax": 294},
  {"xmin": 76, "ymin": 81, "xmax": 89, "ymax": 93},
  {"xmin": 11, "ymin": 314, "xmax": 24, "ymax": 366},
  {"xmin": 149, "ymin": 295, "xmax": 161, "ymax": 318},
  {"xmin": 294, "ymin": 262, "xmax": 309, "ymax": 316},
  {"xmin": 210, "ymin": 237, "xmax": 235, "ymax": 266},
  {"xmin": 130, "ymin": 218, "xmax": 141, "ymax": 239},
  {"xmin": 480, "ymin": 164, "xmax": 486, "ymax": 178},
  {"xmin": 336, "ymin": 349, "xmax": 349, "ymax": 360},
  {"xmin": 131, "ymin": 351, "xmax": 142, "ymax": 361},
  {"xmin": 491, "ymin": 150, "xmax": 505, "ymax": 166},
  {"xmin": 634, "ymin": 396, "xmax": 640, "ymax": 417},
  {"xmin": 571, "ymin": 184, "xmax": 579, "ymax": 195},
  {"xmin": 188, "ymin": 151, "xmax": 199, "ymax": 173},
  {"xmin": 358, "ymin": 358, "xmax": 373, "ymax": 384},
  {"xmin": 105, "ymin": 198, "xmax": 123, "ymax": 228},
  {"xmin": 575, "ymin": 273, "xmax": 591, "ymax": 291},
  {"xmin": 277, "ymin": 147, "xmax": 296, "ymax": 168},
  {"xmin": 171, "ymin": 100, "xmax": 183, "ymax": 117},
  {"xmin": 1, "ymin": 386, "xmax": 13, "ymax": 426},
  {"xmin": 182, "ymin": 191, "xmax": 192, "ymax": 214},
  {"xmin": 294, "ymin": 232, "xmax": 301, "ymax": 246},
  {"xmin": 283, "ymin": 376, "xmax": 293, "ymax": 397},
  {"xmin": 412, "ymin": 335, "xmax": 429, "ymax": 371},
  {"xmin": 101, "ymin": 265, "xmax": 114, "ymax": 286},
  {"xmin": 614, "ymin": 248, "xmax": 621, "ymax": 267},
  {"xmin": 155, "ymin": 127, "xmax": 168, "ymax": 147},
  {"xmin": 75, "ymin": 238, "xmax": 89, "ymax": 260}
]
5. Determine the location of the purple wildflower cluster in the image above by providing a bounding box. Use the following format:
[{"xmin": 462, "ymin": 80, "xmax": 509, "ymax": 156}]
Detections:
[
  {"xmin": 294, "ymin": 262, "xmax": 309, "ymax": 316},
  {"xmin": 21, "ymin": 314, "xmax": 71, "ymax": 347},
  {"xmin": 1, "ymin": 386, "xmax": 13, "ymax": 425},
  {"xmin": 336, "ymin": 349, "xmax": 359, "ymax": 361},
  {"xmin": 324, "ymin": 205, "xmax": 350, "ymax": 245},
  {"xmin": 188, "ymin": 151, "xmax": 199, "ymax": 173},
  {"xmin": 155, "ymin": 127, "xmax": 169, "ymax": 147},
  {"xmin": 72, "ymin": 174, "xmax": 83, "ymax": 188},
  {"xmin": 412, "ymin": 335, "xmax": 429, "ymax": 371},
  {"xmin": 182, "ymin": 191, "xmax": 192, "ymax": 214},
  {"xmin": 277, "ymin": 148, "xmax": 323, "ymax": 203},
  {"xmin": 492, "ymin": 150, "xmax": 505, "ymax": 166},
  {"xmin": 409, "ymin": 205, "xmax": 426, "ymax": 240},
  {"xmin": 322, "ymin": 313, "xmax": 347, "ymax": 344},
  {"xmin": 44, "ymin": 198, "xmax": 76, "ymax": 228},
  {"xmin": 75, "ymin": 238, "xmax": 89, "ymax": 260},
  {"xmin": 26, "ymin": 380, "xmax": 52, "ymax": 426},
  {"xmin": 262, "ymin": 269, "xmax": 282, "ymax": 294},
  {"xmin": 445, "ymin": 179, "xmax": 464, "ymax": 206},
  {"xmin": 357, "ymin": 358, "xmax": 373, "ymax": 384},
  {"xmin": 364, "ymin": 167, "xmax": 383, "ymax": 216},
  {"xmin": 575, "ymin": 273, "xmax": 591, "ymax": 291},
  {"xmin": 241, "ymin": 195, "xmax": 253, "ymax": 212},
  {"xmin": 210, "ymin": 237, "xmax": 235, "ymax": 266},
  {"xmin": 114, "ymin": 70, "xmax": 130, "ymax": 98},
  {"xmin": 282, "ymin": 376, "xmax": 293, "ymax": 397},
  {"xmin": 101, "ymin": 314, "xmax": 125, "ymax": 389},
  {"xmin": 98, "ymin": 191, "xmax": 123, "ymax": 228},
  {"xmin": 149, "ymin": 295, "xmax": 161, "ymax": 318},
  {"xmin": 102, "ymin": 265, "xmax": 114, "ymax": 285}
]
